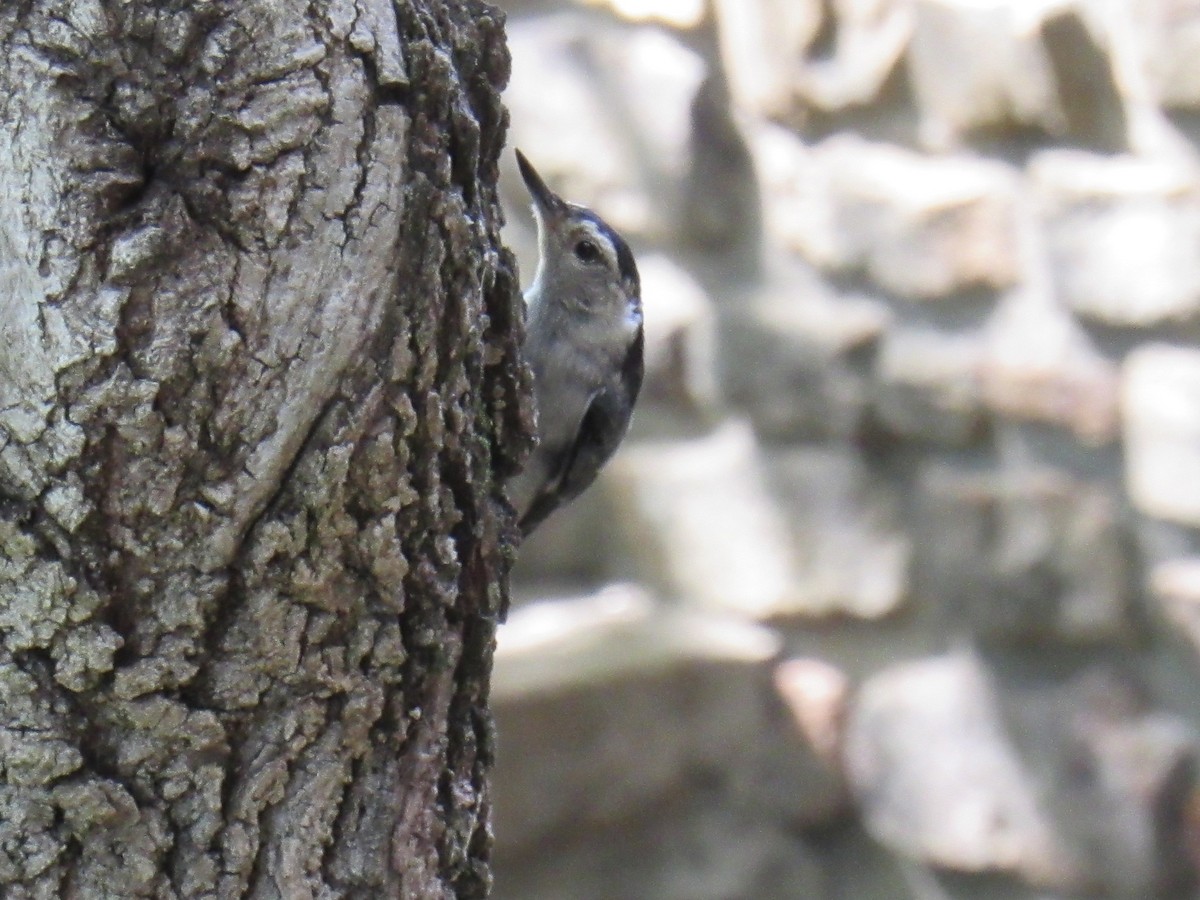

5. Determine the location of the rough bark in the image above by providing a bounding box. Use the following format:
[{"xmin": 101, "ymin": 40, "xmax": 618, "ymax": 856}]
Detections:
[{"xmin": 0, "ymin": 1, "xmax": 527, "ymax": 897}]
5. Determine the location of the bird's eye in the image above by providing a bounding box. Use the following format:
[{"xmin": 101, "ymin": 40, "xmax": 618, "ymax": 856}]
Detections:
[{"xmin": 574, "ymin": 239, "xmax": 602, "ymax": 264}]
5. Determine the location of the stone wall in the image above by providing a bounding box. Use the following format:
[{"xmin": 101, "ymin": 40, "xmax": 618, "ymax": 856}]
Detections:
[{"xmin": 492, "ymin": 1, "xmax": 1200, "ymax": 897}]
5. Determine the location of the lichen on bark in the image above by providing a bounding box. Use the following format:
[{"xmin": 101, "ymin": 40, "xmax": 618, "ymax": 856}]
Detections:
[{"xmin": 0, "ymin": 1, "xmax": 528, "ymax": 897}]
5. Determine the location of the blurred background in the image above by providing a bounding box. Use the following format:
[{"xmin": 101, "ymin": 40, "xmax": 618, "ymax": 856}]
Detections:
[{"xmin": 489, "ymin": 0, "xmax": 1200, "ymax": 897}]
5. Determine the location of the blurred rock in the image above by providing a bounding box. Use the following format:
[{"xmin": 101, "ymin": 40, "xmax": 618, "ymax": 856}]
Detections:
[
  {"xmin": 561, "ymin": 0, "xmax": 706, "ymax": 28},
  {"xmin": 908, "ymin": 1, "xmax": 1137, "ymax": 152},
  {"xmin": 636, "ymin": 254, "xmax": 721, "ymax": 428},
  {"xmin": 1151, "ymin": 557, "xmax": 1200, "ymax": 660},
  {"xmin": 493, "ymin": 793, "xmax": 826, "ymax": 900},
  {"xmin": 712, "ymin": 0, "xmax": 825, "ymax": 117},
  {"xmin": 1034, "ymin": 152, "xmax": 1200, "ymax": 326},
  {"xmin": 503, "ymin": 13, "xmax": 705, "ymax": 242},
  {"xmin": 774, "ymin": 658, "xmax": 850, "ymax": 768},
  {"xmin": 848, "ymin": 655, "xmax": 1200, "ymax": 894},
  {"xmin": 873, "ymin": 326, "xmax": 987, "ymax": 446},
  {"xmin": 789, "ymin": 0, "xmax": 912, "ymax": 117},
  {"xmin": 535, "ymin": 431, "xmax": 914, "ymax": 626},
  {"xmin": 494, "ymin": 2, "xmax": 1200, "ymax": 895},
  {"xmin": 493, "ymin": 586, "xmax": 777, "ymax": 851},
  {"xmin": 789, "ymin": 136, "xmax": 1020, "ymax": 301},
  {"xmin": 765, "ymin": 448, "xmax": 910, "ymax": 620},
  {"xmin": 504, "ymin": 17, "xmax": 632, "ymax": 214},
  {"xmin": 730, "ymin": 660, "xmax": 852, "ymax": 829},
  {"xmin": 908, "ymin": 0, "xmax": 1062, "ymax": 149},
  {"xmin": 680, "ymin": 73, "xmax": 763, "ymax": 279},
  {"xmin": 844, "ymin": 653, "xmax": 1082, "ymax": 887},
  {"xmin": 980, "ymin": 291, "xmax": 1120, "ymax": 444},
  {"xmin": 1122, "ymin": 344, "xmax": 1200, "ymax": 526},
  {"xmin": 1143, "ymin": 0, "xmax": 1200, "ymax": 110},
  {"xmin": 607, "ymin": 422, "xmax": 905, "ymax": 621},
  {"xmin": 604, "ymin": 421, "xmax": 799, "ymax": 616},
  {"xmin": 492, "ymin": 586, "xmax": 846, "ymax": 856},
  {"xmin": 722, "ymin": 276, "xmax": 888, "ymax": 441},
  {"xmin": 749, "ymin": 119, "xmax": 824, "ymax": 260},
  {"xmin": 510, "ymin": 483, "xmax": 613, "ymax": 590},
  {"xmin": 1039, "ymin": 6, "xmax": 1129, "ymax": 153},
  {"xmin": 1017, "ymin": 668, "xmax": 1200, "ymax": 897},
  {"xmin": 915, "ymin": 463, "xmax": 1135, "ymax": 643}
]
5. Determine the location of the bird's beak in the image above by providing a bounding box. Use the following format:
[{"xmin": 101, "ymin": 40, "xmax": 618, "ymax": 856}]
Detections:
[{"xmin": 516, "ymin": 149, "xmax": 567, "ymax": 223}]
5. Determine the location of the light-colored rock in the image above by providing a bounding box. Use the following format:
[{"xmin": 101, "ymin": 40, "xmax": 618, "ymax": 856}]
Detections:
[
  {"xmin": 1068, "ymin": 711, "xmax": 1200, "ymax": 895},
  {"xmin": 722, "ymin": 275, "xmax": 888, "ymax": 441},
  {"xmin": 750, "ymin": 120, "xmax": 826, "ymax": 264},
  {"xmin": 565, "ymin": 0, "xmax": 706, "ymax": 28},
  {"xmin": 509, "ymin": 483, "xmax": 614, "ymax": 590},
  {"xmin": 529, "ymin": 438, "xmax": 913, "ymax": 624},
  {"xmin": 788, "ymin": 136, "xmax": 1020, "ymax": 301},
  {"xmin": 503, "ymin": 13, "xmax": 705, "ymax": 242},
  {"xmin": 493, "ymin": 794, "xmax": 826, "ymax": 900},
  {"xmin": 766, "ymin": 448, "xmax": 911, "ymax": 620},
  {"xmin": 790, "ymin": 0, "xmax": 913, "ymax": 114},
  {"xmin": 909, "ymin": 1, "xmax": 1148, "ymax": 152},
  {"xmin": 915, "ymin": 463, "xmax": 1135, "ymax": 643},
  {"xmin": 495, "ymin": 584, "xmax": 778, "ymax": 696},
  {"xmin": 1014, "ymin": 668, "xmax": 1200, "ymax": 896},
  {"xmin": 907, "ymin": 0, "xmax": 1063, "ymax": 149},
  {"xmin": 981, "ymin": 291, "xmax": 1120, "ymax": 444},
  {"xmin": 775, "ymin": 658, "xmax": 849, "ymax": 768},
  {"xmin": 1122, "ymin": 344, "xmax": 1200, "ymax": 525},
  {"xmin": 1150, "ymin": 557, "xmax": 1200, "ymax": 659},
  {"xmin": 636, "ymin": 254, "xmax": 721, "ymax": 426},
  {"xmin": 493, "ymin": 586, "xmax": 846, "ymax": 854},
  {"xmin": 1135, "ymin": 0, "xmax": 1200, "ymax": 111},
  {"xmin": 608, "ymin": 423, "xmax": 907, "ymax": 620},
  {"xmin": 494, "ymin": 587, "xmax": 778, "ymax": 851},
  {"xmin": 729, "ymin": 656, "xmax": 852, "ymax": 828},
  {"xmin": 848, "ymin": 656, "xmax": 1200, "ymax": 892},
  {"xmin": 873, "ymin": 327, "xmax": 986, "ymax": 445},
  {"xmin": 713, "ymin": 0, "xmax": 825, "ymax": 117},
  {"xmin": 604, "ymin": 421, "xmax": 799, "ymax": 616},
  {"xmin": 845, "ymin": 653, "xmax": 1081, "ymax": 887},
  {"xmin": 492, "ymin": 5, "xmax": 1200, "ymax": 894},
  {"xmin": 1034, "ymin": 152, "xmax": 1200, "ymax": 326}
]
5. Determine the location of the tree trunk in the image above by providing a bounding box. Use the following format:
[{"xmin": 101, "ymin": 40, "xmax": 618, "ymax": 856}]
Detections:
[{"xmin": 0, "ymin": 1, "xmax": 526, "ymax": 897}]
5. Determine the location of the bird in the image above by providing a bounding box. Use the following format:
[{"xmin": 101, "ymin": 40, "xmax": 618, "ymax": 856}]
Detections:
[{"xmin": 508, "ymin": 149, "xmax": 644, "ymax": 537}]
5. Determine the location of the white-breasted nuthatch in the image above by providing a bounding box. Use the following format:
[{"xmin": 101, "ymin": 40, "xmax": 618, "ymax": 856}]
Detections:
[{"xmin": 509, "ymin": 150, "xmax": 644, "ymax": 536}]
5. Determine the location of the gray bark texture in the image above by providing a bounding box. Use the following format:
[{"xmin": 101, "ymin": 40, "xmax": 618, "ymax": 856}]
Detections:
[{"xmin": 0, "ymin": 1, "xmax": 528, "ymax": 897}]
